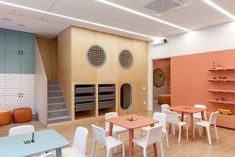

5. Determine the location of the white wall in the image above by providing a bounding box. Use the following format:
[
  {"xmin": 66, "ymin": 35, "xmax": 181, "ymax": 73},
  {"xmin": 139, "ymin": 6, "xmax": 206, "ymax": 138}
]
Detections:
[
  {"xmin": 35, "ymin": 42, "xmax": 48, "ymax": 126},
  {"xmin": 148, "ymin": 21, "xmax": 235, "ymax": 110}
]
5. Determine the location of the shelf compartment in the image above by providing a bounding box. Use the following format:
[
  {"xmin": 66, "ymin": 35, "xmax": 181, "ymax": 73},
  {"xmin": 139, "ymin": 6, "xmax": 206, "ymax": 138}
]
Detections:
[
  {"xmin": 99, "ymin": 86, "xmax": 115, "ymax": 93},
  {"xmin": 209, "ymin": 68, "xmax": 235, "ymax": 71},
  {"xmin": 75, "ymin": 95, "xmax": 95, "ymax": 103},
  {"xmin": 75, "ymin": 86, "xmax": 95, "ymax": 94},
  {"xmin": 99, "ymin": 94, "xmax": 115, "ymax": 101},
  {"xmin": 208, "ymin": 89, "xmax": 235, "ymax": 94},
  {"xmin": 208, "ymin": 79, "xmax": 235, "ymax": 82},
  {"xmin": 99, "ymin": 100, "xmax": 115, "ymax": 109},
  {"xmin": 207, "ymin": 99, "xmax": 235, "ymax": 105},
  {"xmin": 75, "ymin": 102, "xmax": 96, "ymax": 112}
]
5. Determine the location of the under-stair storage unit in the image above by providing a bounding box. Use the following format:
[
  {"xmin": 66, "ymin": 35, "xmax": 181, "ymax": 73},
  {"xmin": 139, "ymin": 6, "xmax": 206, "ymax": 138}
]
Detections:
[
  {"xmin": 98, "ymin": 84, "xmax": 116, "ymax": 115},
  {"xmin": 75, "ymin": 84, "xmax": 96, "ymax": 119}
]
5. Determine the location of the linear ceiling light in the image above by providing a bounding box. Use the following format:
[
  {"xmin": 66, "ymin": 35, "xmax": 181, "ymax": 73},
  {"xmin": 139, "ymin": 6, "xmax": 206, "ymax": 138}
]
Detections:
[
  {"xmin": 0, "ymin": 0, "xmax": 163, "ymax": 40},
  {"xmin": 94, "ymin": 0, "xmax": 191, "ymax": 32},
  {"xmin": 203, "ymin": 0, "xmax": 235, "ymax": 20}
]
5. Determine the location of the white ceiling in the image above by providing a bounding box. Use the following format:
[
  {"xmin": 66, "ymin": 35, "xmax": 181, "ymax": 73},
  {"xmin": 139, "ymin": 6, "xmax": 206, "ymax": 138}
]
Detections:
[{"xmin": 0, "ymin": 0, "xmax": 234, "ymax": 41}]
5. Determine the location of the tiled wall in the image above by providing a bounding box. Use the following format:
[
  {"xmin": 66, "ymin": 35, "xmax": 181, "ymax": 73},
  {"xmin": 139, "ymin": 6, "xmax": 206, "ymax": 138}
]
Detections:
[{"xmin": 0, "ymin": 74, "xmax": 35, "ymax": 114}]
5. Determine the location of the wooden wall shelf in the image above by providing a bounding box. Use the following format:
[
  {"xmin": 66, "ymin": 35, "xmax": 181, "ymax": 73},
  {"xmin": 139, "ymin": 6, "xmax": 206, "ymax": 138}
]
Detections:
[
  {"xmin": 208, "ymin": 99, "xmax": 235, "ymax": 105},
  {"xmin": 209, "ymin": 68, "xmax": 235, "ymax": 71},
  {"xmin": 208, "ymin": 89, "xmax": 235, "ymax": 94},
  {"xmin": 208, "ymin": 79, "xmax": 235, "ymax": 82}
]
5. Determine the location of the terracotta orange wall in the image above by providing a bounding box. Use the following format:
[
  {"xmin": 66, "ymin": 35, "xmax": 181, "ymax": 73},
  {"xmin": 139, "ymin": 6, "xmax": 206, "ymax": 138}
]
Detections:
[
  {"xmin": 153, "ymin": 59, "xmax": 170, "ymax": 82},
  {"xmin": 171, "ymin": 49, "xmax": 235, "ymax": 114}
]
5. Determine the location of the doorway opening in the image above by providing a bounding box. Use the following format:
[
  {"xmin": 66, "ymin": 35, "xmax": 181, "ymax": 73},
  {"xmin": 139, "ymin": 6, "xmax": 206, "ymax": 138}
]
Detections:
[{"xmin": 152, "ymin": 58, "xmax": 171, "ymax": 111}]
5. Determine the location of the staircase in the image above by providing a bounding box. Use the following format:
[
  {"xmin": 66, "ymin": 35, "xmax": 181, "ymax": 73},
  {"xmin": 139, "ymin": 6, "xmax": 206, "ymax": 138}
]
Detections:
[{"xmin": 48, "ymin": 80, "xmax": 70, "ymax": 124}]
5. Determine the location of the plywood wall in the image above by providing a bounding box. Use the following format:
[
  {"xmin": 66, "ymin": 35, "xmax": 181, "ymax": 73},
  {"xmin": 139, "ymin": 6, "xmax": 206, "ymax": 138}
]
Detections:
[
  {"xmin": 36, "ymin": 37, "xmax": 58, "ymax": 80},
  {"xmin": 57, "ymin": 28, "xmax": 72, "ymax": 116},
  {"xmin": 70, "ymin": 27, "xmax": 148, "ymax": 115}
]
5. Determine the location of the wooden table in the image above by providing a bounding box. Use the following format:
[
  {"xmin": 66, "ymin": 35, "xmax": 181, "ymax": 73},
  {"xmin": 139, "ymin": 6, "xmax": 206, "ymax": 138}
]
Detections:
[
  {"xmin": 170, "ymin": 106, "xmax": 206, "ymax": 140},
  {"xmin": 106, "ymin": 114, "xmax": 158, "ymax": 157},
  {"xmin": 0, "ymin": 129, "xmax": 69, "ymax": 157}
]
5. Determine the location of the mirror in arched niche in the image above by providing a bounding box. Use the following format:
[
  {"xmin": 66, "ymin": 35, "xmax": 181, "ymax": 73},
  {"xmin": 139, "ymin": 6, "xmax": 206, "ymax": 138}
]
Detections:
[{"xmin": 120, "ymin": 83, "xmax": 132, "ymax": 110}]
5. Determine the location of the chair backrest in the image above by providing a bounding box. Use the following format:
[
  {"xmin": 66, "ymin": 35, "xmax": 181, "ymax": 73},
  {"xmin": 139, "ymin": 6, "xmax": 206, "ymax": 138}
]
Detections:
[
  {"xmin": 9, "ymin": 125, "xmax": 35, "ymax": 136},
  {"xmin": 73, "ymin": 127, "xmax": 88, "ymax": 155},
  {"xmin": 165, "ymin": 110, "xmax": 179, "ymax": 125},
  {"xmin": 146, "ymin": 125, "xmax": 163, "ymax": 145},
  {"xmin": 105, "ymin": 112, "xmax": 118, "ymax": 130},
  {"xmin": 153, "ymin": 112, "xmax": 166, "ymax": 130},
  {"xmin": 194, "ymin": 104, "xmax": 207, "ymax": 118},
  {"xmin": 92, "ymin": 124, "xmax": 106, "ymax": 146},
  {"xmin": 161, "ymin": 104, "xmax": 170, "ymax": 113},
  {"xmin": 209, "ymin": 112, "xmax": 218, "ymax": 125}
]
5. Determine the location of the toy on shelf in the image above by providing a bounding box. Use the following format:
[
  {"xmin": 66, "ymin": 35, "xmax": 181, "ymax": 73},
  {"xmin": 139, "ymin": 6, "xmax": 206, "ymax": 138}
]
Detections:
[{"xmin": 218, "ymin": 109, "xmax": 232, "ymax": 115}]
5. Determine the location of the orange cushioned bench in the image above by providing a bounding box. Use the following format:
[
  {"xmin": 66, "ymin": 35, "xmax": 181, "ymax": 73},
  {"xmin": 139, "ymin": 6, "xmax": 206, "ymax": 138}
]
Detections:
[
  {"xmin": 0, "ymin": 110, "xmax": 11, "ymax": 126},
  {"xmin": 12, "ymin": 108, "xmax": 32, "ymax": 123}
]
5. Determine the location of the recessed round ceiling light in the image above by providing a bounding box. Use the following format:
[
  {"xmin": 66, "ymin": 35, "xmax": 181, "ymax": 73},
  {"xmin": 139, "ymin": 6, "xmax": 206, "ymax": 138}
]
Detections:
[
  {"xmin": 2, "ymin": 18, "xmax": 12, "ymax": 21},
  {"xmin": 17, "ymin": 24, "xmax": 26, "ymax": 27}
]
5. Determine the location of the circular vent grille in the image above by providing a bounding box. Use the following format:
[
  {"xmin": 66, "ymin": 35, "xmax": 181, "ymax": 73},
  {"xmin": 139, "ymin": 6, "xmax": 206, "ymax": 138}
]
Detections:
[
  {"xmin": 87, "ymin": 45, "xmax": 106, "ymax": 68},
  {"xmin": 119, "ymin": 50, "xmax": 133, "ymax": 69}
]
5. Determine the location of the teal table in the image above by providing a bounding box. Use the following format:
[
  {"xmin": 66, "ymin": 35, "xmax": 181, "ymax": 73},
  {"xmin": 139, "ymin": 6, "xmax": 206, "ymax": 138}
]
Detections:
[{"xmin": 0, "ymin": 129, "xmax": 69, "ymax": 157}]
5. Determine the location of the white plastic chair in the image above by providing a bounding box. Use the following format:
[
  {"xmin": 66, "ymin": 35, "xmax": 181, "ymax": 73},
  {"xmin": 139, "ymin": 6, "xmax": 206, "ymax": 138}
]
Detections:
[
  {"xmin": 38, "ymin": 152, "xmax": 54, "ymax": 157},
  {"xmin": 141, "ymin": 112, "xmax": 169, "ymax": 148},
  {"xmin": 134, "ymin": 125, "xmax": 164, "ymax": 157},
  {"xmin": 105, "ymin": 112, "xmax": 128, "ymax": 140},
  {"xmin": 161, "ymin": 104, "xmax": 170, "ymax": 113},
  {"xmin": 91, "ymin": 124, "xmax": 125, "ymax": 157},
  {"xmin": 165, "ymin": 110, "xmax": 188, "ymax": 144},
  {"xmin": 9, "ymin": 125, "xmax": 35, "ymax": 136},
  {"xmin": 195, "ymin": 111, "xmax": 219, "ymax": 144},
  {"xmin": 193, "ymin": 104, "xmax": 207, "ymax": 120},
  {"xmin": 62, "ymin": 127, "xmax": 88, "ymax": 157}
]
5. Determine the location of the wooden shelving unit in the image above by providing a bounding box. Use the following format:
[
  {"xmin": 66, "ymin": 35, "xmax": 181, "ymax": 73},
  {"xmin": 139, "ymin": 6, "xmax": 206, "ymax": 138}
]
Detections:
[
  {"xmin": 209, "ymin": 68, "xmax": 235, "ymax": 71},
  {"xmin": 208, "ymin": 67, "xmax": 235, "ymax": 129},
  {"xmin": 208, "ymin": 79, "xmax": 235, "ymax": 82},
  {"xmin": 74, "ymin": 84, "xmax": 96, "ymax": 119},
  {"xmin": 207, "ymin": 99, "xmax": 235, "ymax": 105},
  {"xmin": 98, "ymin": 84, "xmax": 116, "ymax": 116},
  {"xmin": 208, "ymin": 89, "xmax": 235, "ymax": 94}
]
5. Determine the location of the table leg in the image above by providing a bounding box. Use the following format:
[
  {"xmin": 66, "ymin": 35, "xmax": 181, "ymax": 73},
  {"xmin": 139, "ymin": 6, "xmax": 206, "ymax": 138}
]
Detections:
[
  {"xmin": 109, "ymin": 123, "xmax": 113, "ymax": 136},
  {"xmin": 129, "ymin": 129, "xmax": 134, "ymax": 157},
  {"xmin": 168, "ymin": 123, "xmax": 171, "ymax": 134},
  {"xmin": 190, "ymin": 113, "xmax": 195, "ymax": 140},
  {"xmin": 201, "ymin": 111, "xmax": 206, "ymax": 135},
  {"xmin": 56, "ymin": 148, "xmax": 62, "ymax": 157},
  {"xmin": 181, "ymin": 112, "xmax": 184, "ymax": 131},
  {"xmin": 151, "ymin": 124, "xmax": 158, "ymax": 157}
]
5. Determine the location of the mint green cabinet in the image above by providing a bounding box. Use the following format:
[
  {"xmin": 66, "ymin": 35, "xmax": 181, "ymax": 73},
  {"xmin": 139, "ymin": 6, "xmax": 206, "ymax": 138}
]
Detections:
[
  {"xmin": 2, "ymin": 29, "xmax": 35, "ymax": 74},
  {"xmin": 21, "ymin": 53, "xmax": 35, "ymax": 74},
  {"xmin": 0, "ymin": 52, "xmax": 5, "ymax": 73},
  {"xmin": 5, "ymin": 30, "xmax": 21, "ymax": 53},
  {"xmin": 0, "ymin": 29, "xmax": 5, "ymax": 51},
  {"xmin": 21, "ymin": 32, "xmax": 35, "ymax": 54},
  {"xmin": 0, "ymin": 29, "xmax": 5, "ymax": 73}
]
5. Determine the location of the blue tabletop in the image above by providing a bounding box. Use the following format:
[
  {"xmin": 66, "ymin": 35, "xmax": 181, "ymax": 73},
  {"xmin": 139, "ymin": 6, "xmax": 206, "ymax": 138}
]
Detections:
[{"xmin": 0, "ymin": 129, "xmax": 69, "ymax": 157}]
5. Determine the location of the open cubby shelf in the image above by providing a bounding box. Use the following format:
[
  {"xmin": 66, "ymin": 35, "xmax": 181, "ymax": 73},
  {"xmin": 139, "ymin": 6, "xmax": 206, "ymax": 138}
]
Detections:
[
  {"xmin": 74, "ymin": 84, "xmax": 96, "ymax": 119},
  {"xmin": 98, "ymin": 84, "xmax": 116, "ymax": 113},
  {"xmin": 208, "ymin": 89, "xmax": 235, "ymax": 94}
]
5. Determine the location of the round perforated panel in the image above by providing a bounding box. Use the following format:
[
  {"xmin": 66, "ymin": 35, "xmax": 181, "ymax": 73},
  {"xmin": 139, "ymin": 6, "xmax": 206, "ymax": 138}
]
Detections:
[
  {"xmin": 119, "ymin": 50, "xmax": 133, "ymax": 69},
  {"xmin": 87, "ymin": 45, "xmax": 106, "ymax": 68}
]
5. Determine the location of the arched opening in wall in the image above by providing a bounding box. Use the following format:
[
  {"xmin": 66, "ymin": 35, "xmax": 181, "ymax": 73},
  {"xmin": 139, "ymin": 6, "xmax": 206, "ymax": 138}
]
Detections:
[{"xmin": 120, "ymin": 83, "xmax": 132, "ymax": 110}]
